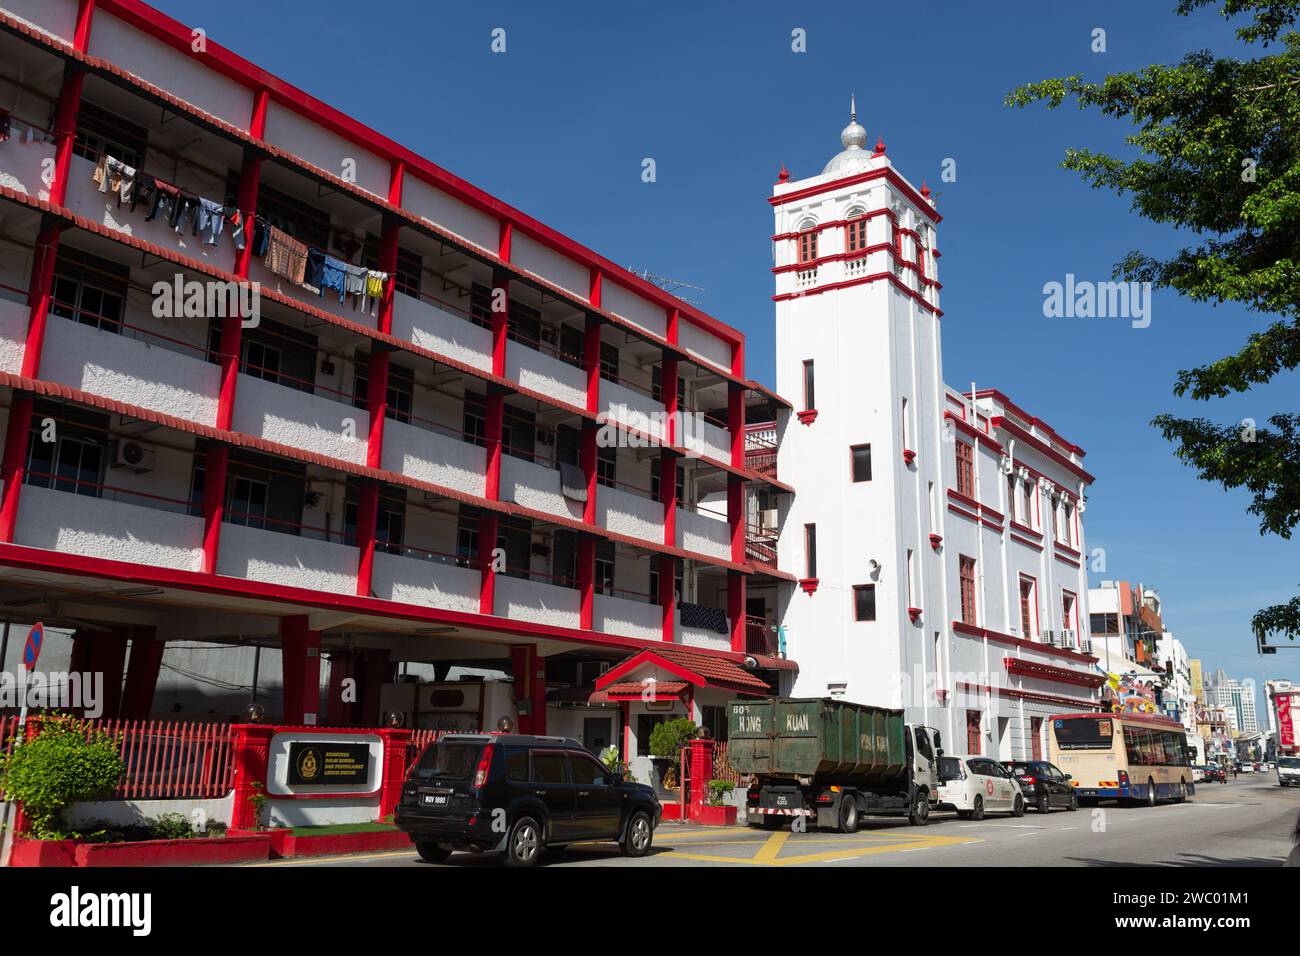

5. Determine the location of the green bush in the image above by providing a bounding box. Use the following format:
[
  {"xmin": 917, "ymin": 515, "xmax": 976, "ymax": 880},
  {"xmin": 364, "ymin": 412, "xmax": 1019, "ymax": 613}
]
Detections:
[
  {"xmin": 149, "ymin": 812, "xmax": 195, "ymax": 840},
  {"xmin": 648, "ymin": 718, "xmax": 698, "ymax": 770},
  {"xmin": 707, "ymin": 779, "xmax": 735, "ymax": 806},
  {"xmin": 0, "ymin": 716, "xmax": 125, "ymax": 839}
]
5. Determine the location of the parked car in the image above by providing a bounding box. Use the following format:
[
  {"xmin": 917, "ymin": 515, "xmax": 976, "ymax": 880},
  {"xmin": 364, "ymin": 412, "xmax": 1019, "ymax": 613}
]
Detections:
[
  {"xmin": 937, "ymin": 756, "xmax": 1024, "ymax": 819},
  {"xmin": 1239, "ymin": 762, "xmax": 1255, "ymax": 774},
  {"xmin": 394, "ymin": 733, "xmax": 661, "ymax": 866},
  {"xmin": 1190, "ymin": 765, "xmax": 1206, "ymax": 783},
  {"xmin": 1005, "ymin": 760, "xmax": 1079, "ymax": 813},
  {"xmin": 1202, "ymin": 764, "xmax": 1227, "ymax": 783}
]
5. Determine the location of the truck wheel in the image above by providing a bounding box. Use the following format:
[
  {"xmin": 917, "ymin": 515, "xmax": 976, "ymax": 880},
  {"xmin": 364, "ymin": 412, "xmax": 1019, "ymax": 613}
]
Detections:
[
  {"xmin": 1146, "ymin": 778, "xmax": 1157, "ymax": 807},
  {"xmin": 837, "ymin": 799, "xmax": 859, "ymax": 834},
  {"xmin": 970, "ymin": 796, "xmax": 985, "ymax": 821},
  {"xmin": 908, "ymin": 792, "xmax": 930, "ymax": 827},
  {"xmin": 1012, "ymin": 795, "xmax": 1025, "ymax": 817},
  {"xmin": 1175, "ymin": 780, "xmax": 1187, "ymax": 803}
]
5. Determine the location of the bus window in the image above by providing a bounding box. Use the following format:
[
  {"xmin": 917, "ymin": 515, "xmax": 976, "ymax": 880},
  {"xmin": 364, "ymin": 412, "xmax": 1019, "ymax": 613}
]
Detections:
[{"xmin": 1053, "ymin": 717, "xmax": 1114, "ymax": 750}]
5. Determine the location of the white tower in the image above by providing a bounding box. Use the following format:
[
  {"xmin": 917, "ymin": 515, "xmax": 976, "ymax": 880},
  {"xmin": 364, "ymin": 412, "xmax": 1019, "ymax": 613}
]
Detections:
[{"xmin": 773, "ymin": 101, "xmax": 948, "ymax": 732}]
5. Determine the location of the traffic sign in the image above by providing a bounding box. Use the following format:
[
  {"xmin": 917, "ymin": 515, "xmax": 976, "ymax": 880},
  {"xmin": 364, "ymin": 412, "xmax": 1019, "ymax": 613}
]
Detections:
[{"xmin": 22, "ymin": 621, "xmax": 43, "ymax": 671}]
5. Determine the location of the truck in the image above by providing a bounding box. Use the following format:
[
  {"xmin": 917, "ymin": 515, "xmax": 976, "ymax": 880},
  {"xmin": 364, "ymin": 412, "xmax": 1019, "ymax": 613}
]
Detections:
[{"xmin": 727, "ymin": 697, "xmax": 943, "ymax": 832}]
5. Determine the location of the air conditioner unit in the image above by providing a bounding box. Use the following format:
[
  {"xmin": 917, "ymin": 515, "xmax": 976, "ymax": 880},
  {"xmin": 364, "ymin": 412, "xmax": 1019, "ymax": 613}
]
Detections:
[
  {"xmin": 1061, "ymin": 628, "xmax": 1077, "ymax": 647},
  {"xmin": 113, "ymin": 439, "xmax": 156, "ymax": 473}
]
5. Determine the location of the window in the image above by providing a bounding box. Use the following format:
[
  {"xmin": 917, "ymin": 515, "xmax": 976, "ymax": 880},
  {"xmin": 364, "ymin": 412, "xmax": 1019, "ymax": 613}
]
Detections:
[
  {"xmin": 51, "ymin": 246, "xmax": 128, "ymax": 334},
  {"xmin": 594, "ymin": 540, "xmax": 615, "ymax": 595},
  {"xmin": 25, "ymin": 404, "xmax": 107, "ymax": 497},
  {"xmin": 1031, "ymin": 718, "xmax": 1043, "ymax": 760},
  {"xmin": 927, "ymin": 481, "xmax": 936, "ymax": 531},
  {"xmin": 802, "ymin": 360, "xmax": 815, "ymax": 411},
  {"xmin": 850, "ymin": 444, "xmax": 872, "ymax": 482},
  {"xmin": 966, "ymin": 711, "xmax": 982, "ymax": 755},
  {"xmin": 596, "ymin": 446, "xmax": 617, "ymax": 488},
  {"xmin": 455, "ymin": 514, "xmax": 479, "ymax": 568},
  {"xmin": 853, "ymin": 584, "xmax": 876, "ymax": 621},
  {"xmin": 1062, "ymin": 501, "xmax": 1074, "ymax": 547},
  {"xmin": 568, "ymin": 753, "xmax": 609, "ymax": 786},
  {"xmin": 504, "ymin": 749, "xmax": 529, "ymax": 782},
  {"xmin": 846, "ymin": 215, "xmax": 868, "ymax": 253},
  {"xmin": 254, "ymin": 181, "xmax": 332, "ymax": 251},
  {"xmin": 1019, "ymin": 576, "xmax": 1036, "ymax": 638},
  {"xmin": 959, "ymin": 555, "xmax": 977, "ymax": 625},
  {"xmin": 803, "ymin": 524, "xmax": 817, "ymax": 580},
  {"xmin": 1062, "ymin": 591, "xmax": 1076, "ymax": 635},
  {"xmin": 73, "ymin": 101, "xmax": 147, "ymax": 170},
  {"xmin": 531, "ymin": 752, "xmax": 568, "ymax": 784},
  {"xmin": 462, "ymin": 392, "xmax": 486, "ymax": 447},
  {"xmin": 342, "ymin": 484, "xmax": 406, "ymax": 554},
  {"xmin": 1021, "ymin": 480, "xmax": 1033, "ymax": 526},
  {"xmin": 905, "ymin": 549, "xmax": 914, "ymax": 607},
  {"xmin": 468, "ymin": 282, "xmax": 496, "ymax": 330},
  {"xmin": 220, "ymin": 317, "xmax": 317, "ymax": 394},
  {"xmin": 955, "ymin": 441, "xmax": 974, "ymax": 497},
  {"xmin": 353, "ymin": 354, "xmax": 414, "ymax": 424},
  {"xmin": 900, "ymin": 397, "xmax": 910, "ymax": 449},
  {"xmin": 651, "ymin": 366, "xmax": 685, "ymax": 406},
  {"xmin": 798, "ymin": 226, "xmax": 818, "ymax": 263},
  {"xmin": 1007, "ymin": 476, "xmax": 1017, "ymax": 522},
  {"xmin": 599, "ymin": 341, "xmax": 620, "ymax": 383}
]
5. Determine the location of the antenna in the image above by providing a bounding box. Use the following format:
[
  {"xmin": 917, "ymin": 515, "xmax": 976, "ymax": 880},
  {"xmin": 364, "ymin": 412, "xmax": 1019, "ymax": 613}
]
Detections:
[{"xmin": 627, "ymin": 266, "xmax": 706, "ymax": 306}]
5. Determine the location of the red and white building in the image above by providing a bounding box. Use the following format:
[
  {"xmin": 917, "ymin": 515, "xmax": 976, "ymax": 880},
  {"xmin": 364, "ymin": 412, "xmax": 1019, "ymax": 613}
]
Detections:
[
  {"xmin": 0, "ymin": 0, "xmax": 797, "ymax": 753},
  {"xmin": 771, "ymin": 106, "xmax": 1103, "ymax": 761}
]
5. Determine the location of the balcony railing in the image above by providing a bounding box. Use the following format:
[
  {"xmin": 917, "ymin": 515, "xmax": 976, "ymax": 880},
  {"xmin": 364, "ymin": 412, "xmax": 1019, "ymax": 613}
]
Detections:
[
  {"xmin": 744, "ymin": 423, "xmax": 778, "ymax": 479},
  {"xmin": 745, "ymin": 616, "xmax": 777, "ymax": 656}
]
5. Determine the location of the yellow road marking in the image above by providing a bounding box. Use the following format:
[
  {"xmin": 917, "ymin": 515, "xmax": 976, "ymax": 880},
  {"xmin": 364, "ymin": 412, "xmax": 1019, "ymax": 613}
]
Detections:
[
  {"xmin": 250, "ymin": 849, "xmax": 414, "ymax": 867},
  {"xmin": 664, "ymin": 830, "xmax": 978, "ymax": 866}
]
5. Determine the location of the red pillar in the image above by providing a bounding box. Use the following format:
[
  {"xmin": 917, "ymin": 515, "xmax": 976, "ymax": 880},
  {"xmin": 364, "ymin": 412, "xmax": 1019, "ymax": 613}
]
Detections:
[
  {"xmin": 728, "ymin": 570, "xmax": 747, "ymax": 654},
  {"xmin": 509, "ymin": 644, "xmax": 547, "ymax": 735},
  {"xmin": 377, "ymin": 727, "xmax": 412, "ymax": 820},
  {"xmin": 89, "ymin": 627, "xmax": 130, "ymax": 720},
  {"xmin": 203, "ymin": 89, "xmax": 268, "ymax": 574},
  {"xmin": 280, "ymin": 615, "xmax": 322, "ymax": 725},
  {"xmin": 531, "ymin": 653, "xmax": 547, "ymax": 735},
  {"xmin": 687, "ymin": 736, "xmax": 716, "ymax": 820},
  {"xmin": 357, "ymin": 648, "xmax": 392, "ymax": 727},
  {"xmin": 727, "ymin": 476, "xmax": 745, "ymax": 564},
  {"xmin": 484, "ymin": 390, "xmax": 504, "ymax": 500},
  {"xmin": 354, "ymin": 482, "xmax": 379, "ymax": 598},
  {"xmin": 229, "ymin": 723, "xmax": 274, "ymax": 832},
  {"xmin": 577, "ymin": 535, "xmax": 596, "ymax": 631},
  {"xmin": 0, "ymin": 394, "xmax": 33, "ymax": 543},
  {"xmin": 490, "ymin": 268, "xmax": 509, "ymax": 378},
  {"xmin": 478, "ymin": 512, "xmax": 499, "ymax": 615},
  {"xmin": 120, "ymin": 626, "xmax": 164, "ymax": 720},
  {"xmin": 659, "ymin": 555, "xmax": 677, "ymax": 644},
  {"xmin": 728, "ymin": 381, "xmax": 745, "ymax": 468}
]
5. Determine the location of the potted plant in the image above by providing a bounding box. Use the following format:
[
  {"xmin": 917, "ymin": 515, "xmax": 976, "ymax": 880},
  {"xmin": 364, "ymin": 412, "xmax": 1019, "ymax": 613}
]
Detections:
[
  {"xmin": 648, "ymin": 718, "xmax": 698, "ymax": 797},
  {"xmin": 698, "ymin": 779, "xmax": 738, "ymax": 826}
]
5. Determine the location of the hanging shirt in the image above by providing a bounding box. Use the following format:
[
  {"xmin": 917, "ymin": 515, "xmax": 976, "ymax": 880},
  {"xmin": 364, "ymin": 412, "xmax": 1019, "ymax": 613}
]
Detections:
[
  {"xmin": 145, "ymin": 179, "xmax": 180, "ymax": 223},
  {"xmin": 171, "ymin": 192, "xmax": 201, "ymax": 234},
  {"xmin": 304, "ymin": 248, "xmax": 326, "ymax": 289},
  {"xmin": 227, "ymin": 208, "xmax": 247, "ymax": 251},
  {"xmin": 320, "ymin": 255, "xmax": 347, "ymax": 303},
  {"xmin": 343, "ymin": 263, "xmax": 368, "ymax": 300},
  {"xmin": 362, "ymin": 270, "xmax": 388, "ymax": 315},
  {"xmin": 92, "ymin": 155, "xmax": 135, "ymax": 205},
  {"xmin": 265, "ymin": 226, "xmax": 308, "ymax": 284}
]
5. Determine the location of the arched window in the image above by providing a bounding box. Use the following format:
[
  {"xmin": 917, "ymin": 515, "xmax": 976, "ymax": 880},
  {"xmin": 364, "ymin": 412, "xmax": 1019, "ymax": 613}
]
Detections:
[
  {"xmin": 797, "ymin": 219, "xmax": 818, "ymax": 264},
  {"xmin": 845, "ymin": 208, "xmax": 868, "ymax": 254}
]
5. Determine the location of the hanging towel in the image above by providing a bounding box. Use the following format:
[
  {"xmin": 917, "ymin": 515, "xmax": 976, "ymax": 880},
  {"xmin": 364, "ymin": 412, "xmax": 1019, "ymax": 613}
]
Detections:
[
  {"xmin": 197, "ymin": 197, "xmax": 225, "ymax": 245},
  {"xmin": 362, "ymin": 270, "xmax": 388, "ymax": 314},
  {"xmin": 145, "ymin": 179, "xmax": 179, "ymax": 222},
  {"xmin": 559, "ymin": 462, "xmax": 588, "ymax": 503},
  {"xmin": 320, "ymin": 255, "xmax": 347, "ymax": 303},
  {"xmin": 304, "ymin": 248, "xmax": 326, "ymax": 290},
  {"xmin": 265, "ymin": 226, "xmax": 308, "ymax": 284},
  {"xmin": 678, "ymin": 601, "xmax": 730, "ymax": 635},
  {"xmin": 170, "ymin": 192, "xmax": 200, "ymax": 234}
]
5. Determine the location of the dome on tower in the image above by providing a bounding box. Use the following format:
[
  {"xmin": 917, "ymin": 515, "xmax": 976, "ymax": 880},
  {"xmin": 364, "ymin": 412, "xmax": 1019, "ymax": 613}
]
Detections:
[{"xmin": 822, "ymin": 95, "xmax": 874, "ymax": 176}]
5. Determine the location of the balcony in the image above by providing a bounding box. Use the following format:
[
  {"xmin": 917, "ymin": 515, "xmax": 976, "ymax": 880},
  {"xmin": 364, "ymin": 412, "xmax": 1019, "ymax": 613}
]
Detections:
[
  {"xmin": 745, "ymin": 523, "xmax": 779, "ymax": 569},
  {"xmin": 505, "ymin": 340, "xmax": 586, "ymax": 409},
  {"xmin": 744, "ymin": 423, "xmax": 778, "ymax": 479},
  {"xmin": 601, "ymin": 379, "xmax": 667, "ymax": 442},
  {"xmin": 0, "ymin": 129, "xmax": 53, "ymax": 199},
  {"xmin": 370, "ymin": 549, "xmax": 481, "ymax": 614},
  {"xmin": 13, "ymin": 484, "xmax": 204, "ymax": 572},
  {"xmin": 390, "ymin": 293, "xmax": 492, "ymax": 373},
  {"xmin": 675, "ymin": 505, "xmax": 731, "ymax": 560},
  {"xmin": 0, "ymin": 294, "xmax": 28, "ymax": 374},
  {"xmin": 39, "ymin": 314, "xmax": 221, "ymax": 427},
  {"xmin": 596, "ymin": 483, "xmax": 662, "ymax": 545},
  {"xmin": 499, "ymin": 453, "xmax": 584, "ymax": 522},
  {"xmin": 688, "ymin": 416, "xmax": 732, "ymax": 463},
  {"xmin": 231, "ymin": 373, "xmax": 370, "ymax": 465},
  {"xmin": 594, "ymin": 592, "xmax": 662, "ymax": 642},
  {"xmin": 216, "ymin": 522, "xmax": 358, "ymax": 595},
  {"xmin": 745, "ymin": 615, "xmax": 778, "ymax": 656},
  {"xmin": 494, "ymin": 573, "xmax": 580, "ymax": 629},
  {"xmin": 245, "ymin": 254, "xmax": 378, "ymax": 330},
  {"xmin": 676, "ymin": 605, "xmax": 730, "ymax": 652},
  {"xmin": 380, "ymin": 418, "xmax": 486, "ymax": 497}
]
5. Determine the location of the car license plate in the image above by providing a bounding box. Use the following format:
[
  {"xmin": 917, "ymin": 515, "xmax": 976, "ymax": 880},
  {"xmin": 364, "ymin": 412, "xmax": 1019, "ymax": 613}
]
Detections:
[{"xmin": 421, "ymin": 793, "xmax": 448, "ymax": 807}]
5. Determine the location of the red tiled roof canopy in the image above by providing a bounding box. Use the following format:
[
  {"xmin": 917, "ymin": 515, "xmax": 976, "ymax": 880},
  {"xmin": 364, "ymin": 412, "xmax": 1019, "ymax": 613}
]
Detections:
[
  {"xmin": 601, "ymin": 681, "xmax": 689, "ymax": 700},
  {"xmin": 1004, "ymin": 657, "xmax": 1107, "ymax": 688},
  {"xmin": 596, "ymin": 644, "xmax": 773, "ymax": 694}
]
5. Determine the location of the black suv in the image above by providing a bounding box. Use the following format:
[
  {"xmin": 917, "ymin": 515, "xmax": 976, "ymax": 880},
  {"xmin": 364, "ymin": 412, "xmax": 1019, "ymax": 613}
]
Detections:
[
  {"xmin": 1004, "ymin": 760, "xmax": 1078, "ymax": 813},
  {"xmin": 395, "ymin": 733, "xmax": 662, "ymax": 866}
]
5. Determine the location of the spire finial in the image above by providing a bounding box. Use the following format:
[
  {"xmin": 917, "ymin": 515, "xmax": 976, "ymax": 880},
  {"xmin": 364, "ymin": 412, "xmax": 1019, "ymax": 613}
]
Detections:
[{"xmin": 850, "ymin": 93, "xmax": 856, "ymax": 123}]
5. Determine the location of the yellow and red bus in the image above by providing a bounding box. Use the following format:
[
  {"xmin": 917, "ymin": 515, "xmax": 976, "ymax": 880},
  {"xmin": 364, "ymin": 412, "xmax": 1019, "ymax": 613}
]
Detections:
[{"xmin": 1048, "ymin": 712, "xmax": 1195, "ymax": 805}]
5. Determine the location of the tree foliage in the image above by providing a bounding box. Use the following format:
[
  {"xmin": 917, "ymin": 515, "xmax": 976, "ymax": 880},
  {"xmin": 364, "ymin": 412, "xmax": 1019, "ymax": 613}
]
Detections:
[
  {"xmin": 0, "ymin": 716, "xmax": 125, "ymax": 839},
  {"xmin": 1007, "ymin": 0, "xmax": 1300, "ymax": 641}
]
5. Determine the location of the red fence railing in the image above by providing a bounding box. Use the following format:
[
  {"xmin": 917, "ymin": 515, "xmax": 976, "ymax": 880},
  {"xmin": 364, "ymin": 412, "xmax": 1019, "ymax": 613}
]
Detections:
[{"xmin": 745, "ymin": 616, "xmax": 777, "ymax": 656}]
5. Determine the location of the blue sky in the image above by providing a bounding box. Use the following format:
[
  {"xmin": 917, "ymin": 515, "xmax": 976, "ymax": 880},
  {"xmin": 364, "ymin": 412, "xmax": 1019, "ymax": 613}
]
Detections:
[{"xmin": 153, "ymin": 0, "xmax": 1298, "ymax": 700}]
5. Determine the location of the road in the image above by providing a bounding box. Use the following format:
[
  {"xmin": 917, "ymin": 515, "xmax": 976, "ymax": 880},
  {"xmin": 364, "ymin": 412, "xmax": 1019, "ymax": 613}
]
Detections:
[{"xmin": 246, "ymin": 775, "xmax": 1299, "ymax": 868}]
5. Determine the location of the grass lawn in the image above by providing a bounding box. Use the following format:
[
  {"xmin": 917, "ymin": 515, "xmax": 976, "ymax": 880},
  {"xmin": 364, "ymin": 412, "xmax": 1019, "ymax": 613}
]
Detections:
[{"xmin": 287, "ymin": 822, "xmax": 398, "ymax": 836}]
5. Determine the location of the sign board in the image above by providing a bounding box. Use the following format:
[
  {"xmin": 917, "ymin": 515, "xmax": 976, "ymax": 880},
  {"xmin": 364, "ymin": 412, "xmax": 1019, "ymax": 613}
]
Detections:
[
  {"xmin": 22, "ymin": 622, "xmax": 43, "ymax": 671},
  {"xmin": 286, "ymin": 741, "xmax": 371, "ymax": 787}
]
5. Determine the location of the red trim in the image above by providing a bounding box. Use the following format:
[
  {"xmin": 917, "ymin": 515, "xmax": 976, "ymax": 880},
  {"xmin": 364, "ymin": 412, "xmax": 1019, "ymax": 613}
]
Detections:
[
  {"xmin": 770, "ymin": 167, "xmax": 941, "ymax": 224},
  {"xmin": 952, "ymin": 620, "xmax": 1097, "ymax": 664},
  {"xmin": 797, "ymin": 409, "xmax": 818, "ymax": 426},
  {"xmin": 976, "ymin": 388, "xmax": 1087, "ymax": 458},
  {"xmin": 928, "ymin": 533, "xmax": 942, "ymax": 551},
  {"xmin": 902, "ymin": 448, "xmax": 916, "ymax": 466},
  {"xmin": 799, "ymin": 577, "xmax": 819, "ymax": 595},
  {"xmin": 908, "ymin": 607, "xmax": 922, "ymax": 624},
  {"xmin": 957, "ymin": 682, "xmax": 1101, "ymax": 711},
  {"xmin": 1003, "ymin": 657, "xmax": 1106, "ymax": 688},
  {"xmin": 992, "ymin": 417, "xmax": 1094, "ymax": 485},
  {"xmin": 773, "ymin": 271, "xmax": 942, "ymax": 317}
]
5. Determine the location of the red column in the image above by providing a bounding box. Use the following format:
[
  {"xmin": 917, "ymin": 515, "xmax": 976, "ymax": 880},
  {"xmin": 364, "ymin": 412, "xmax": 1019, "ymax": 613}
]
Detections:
[
  {"xmin": 728, "ymin": 382, "xmax": 744, "ymax": 468},
  {"xmin": 687, "ymin": 736, "xmax": 715, "ymax": 821},
  {"xmin": 531, "ymin": 653, "xmax": 547, "ymax": 735},
  {"xmin": 89, "ymin": 627, "xmax": 130, "ymax": 720},
  {"xmin": 280, "ymin": 615, "xmax": 322, "ymax": 725},
  {"xmin": 490, "ymin": 268, "xmax": 509, "ymax": 378},
  {"xmin": 357, "ymin": 648, "xmax": 392, "ymax": 726},
  {"xmin": 377, "ymin": 727, "xmax": 412, "ymax": 820},
  {"xmin": 354, "ymin": 482, "xmax": 379, "ymax": 598},
  {"xmin": 509, "ymin": 644, "xmax": 547, "ymax": 735},
  {"xmin": 203, "ymin": 89, "xmax": 269, "ymax": 573},
  {"xmin": 478, "ymin": 513, "xmax": 499, "ymax": 615},
  {"xmin": 659, "ymin": 554, "xmax": 677, "ymax": 644},
  {"xmin": 577, "ymin": 535, "xmax": 596, "ymax": 631},
  {"xmin": 0, "ymin": 394, "xmax": 33, "ymax": 543},
  {"xmin": 120, "ymin": 626, "xmax": 164, "ymax": 720},
  {"xmin": 728, "ymin": 571, "xmax": 746, "ymax": 654},
  {"xmin": 73, "ymin": 0, "xmax": 96, "ymax": 52},
  {"xmin": 662, "ymin": 355, "xmax": 679, "ymax": 446},
  {"xmin": 727, "ymin": 476, "xmax": 745, "ymax": 564},
  {"xmin": 229, "ymin": 723, "xmax": 274, "ymax": 832}
]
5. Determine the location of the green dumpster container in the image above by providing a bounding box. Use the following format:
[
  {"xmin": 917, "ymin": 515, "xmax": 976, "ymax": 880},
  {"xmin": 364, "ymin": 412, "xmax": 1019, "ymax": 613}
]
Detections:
[{"xmin": 728, "ymin": 698, "xmax": 907, "ymax": 781}]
